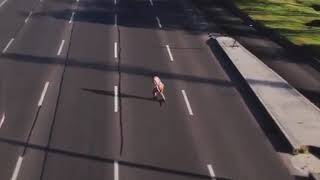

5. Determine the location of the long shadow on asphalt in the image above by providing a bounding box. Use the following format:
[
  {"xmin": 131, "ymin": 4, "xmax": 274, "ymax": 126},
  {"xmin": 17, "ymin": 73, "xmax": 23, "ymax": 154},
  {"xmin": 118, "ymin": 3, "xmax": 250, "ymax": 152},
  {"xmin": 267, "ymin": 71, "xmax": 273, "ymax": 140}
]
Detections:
[
  {"xmin": 82, "ymin": 88, "xmax": 155, "ymax": 102},
  {"xmin": 2, "ymin": 52, "xmax": 299, "ymax": 91},
  {"xmin": 0, "ymin": 137, "xmax": 231, "ymax": 180}
]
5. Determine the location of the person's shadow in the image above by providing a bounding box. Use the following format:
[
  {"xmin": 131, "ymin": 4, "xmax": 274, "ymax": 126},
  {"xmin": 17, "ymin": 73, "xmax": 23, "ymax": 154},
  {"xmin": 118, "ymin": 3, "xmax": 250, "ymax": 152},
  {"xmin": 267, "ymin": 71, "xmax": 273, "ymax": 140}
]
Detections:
[{"xmin": 82, "ymin": 88, "xmax": 155, "ymax": 102}]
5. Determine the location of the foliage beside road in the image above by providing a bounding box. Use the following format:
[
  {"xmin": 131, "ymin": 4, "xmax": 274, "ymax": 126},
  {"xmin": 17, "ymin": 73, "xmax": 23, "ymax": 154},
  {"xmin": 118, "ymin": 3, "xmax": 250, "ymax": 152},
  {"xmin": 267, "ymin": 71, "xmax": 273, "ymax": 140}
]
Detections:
[{"xmin": 234, "ymin": 0, "xmax": 320, "ymax": 57}]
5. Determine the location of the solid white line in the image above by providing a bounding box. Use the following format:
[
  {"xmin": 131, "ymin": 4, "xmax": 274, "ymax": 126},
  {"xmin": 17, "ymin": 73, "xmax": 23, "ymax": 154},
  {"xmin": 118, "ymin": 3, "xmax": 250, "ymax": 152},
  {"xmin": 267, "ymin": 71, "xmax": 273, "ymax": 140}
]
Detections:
[
  {"xmin": 57, "ymin": 40, "xmax": 65, "ymax": 56},
  {"xmin": 181, "ymin": 90, "xmax": 193, "ymax": 116},
  {"xmin": 3, "ymin": 38, "xmax": 14, "ymax": 53},
  {"xmin": 207, "ymin": 164, "xmax": 216, "ymax": 178},
  {"xmin": 114, "ymin": 14, "xmax": 117, "ymax": 26},
  {"xmin": 149, "ymin": 0, "xmax": 153, "ymax": 6},
  {"xmin": 114, "ymin": 161, "xmax": 119, "ymax": 180},
  {"xmin": 11, "ymin": 156, "xmax": 23, "ymax": 180},
  {"xmin": 0, "ymin": 0, "xmax": 8, "ymax": 7},
  {"xmin": 69, "ymin": 12, "xmax": 75, "ymax": 24},
  {"xmin": 25, "ymin": 11, "xmax": 33, "ymax": 23},
  {"xmin": 38, "ymin": 82, "xmax": 49, "ymax": 106},
  {"xmin": 156, "ymin": 16, "xmax": 162, "ymax": 28},
  {"xmin": 114, "ymin": 86, "xmax": 118, "ymax": 112},
  {"xmin": 0, "ymin": 113, "xmax": 5, "ymax": 128},
  {"xmin": 114, "ymin": 42, "xmax": 118, "ymax": 59},
  {"xmin": 166, "ymin": 45, "xmax": 174, "ymax": 61}
]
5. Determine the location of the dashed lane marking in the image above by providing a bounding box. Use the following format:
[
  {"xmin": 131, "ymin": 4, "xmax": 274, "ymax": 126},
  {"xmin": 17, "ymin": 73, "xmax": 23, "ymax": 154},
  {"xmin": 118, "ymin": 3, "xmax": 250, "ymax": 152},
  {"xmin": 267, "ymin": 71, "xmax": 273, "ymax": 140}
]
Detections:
[
  {"xmin": 25, "ymin": 11, "xmax": 33, "ymax": 23},
  {"xmin": 207, "ymin": 164, "xmax": 216, "ymax": 179},
  {"xmin": 114, "ymin": 86, "xmax": 118, "ymax": 112},
  {"xmin": 181, "ymin": 90, "xmax": 193, "ymax": 116},
  {"xmin": 156, "ymin": 16, "xmax": 162, "ymax": 28},
  {"xmin": 2, "ymin": 38, "xmax": 14, "ymax": 53},
  {"xmin": 38, "ymin": 81, "xmax": 49, "ymax": 107},
  {"xmin": 166, "ymin": 45, "xmax": 174, "ymax": 61},
  {"xmin": 11, "ymin": 156, "xmax": 23, "ymax": 180},
  {"xmin": 57, "ymin": 40, "xmax": 65, "ymax": 56}
]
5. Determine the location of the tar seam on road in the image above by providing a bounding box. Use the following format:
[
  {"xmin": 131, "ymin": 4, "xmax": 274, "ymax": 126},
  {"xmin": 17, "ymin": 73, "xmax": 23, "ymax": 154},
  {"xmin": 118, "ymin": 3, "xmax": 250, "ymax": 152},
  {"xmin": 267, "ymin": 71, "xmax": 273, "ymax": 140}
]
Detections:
[
  {"xmin": 0, "ymin": 113, "xmax": 5, "ymax": 128},
  {"xmin": 3, "ymin": 38, "xmax": 14, "ymax": 53},
  {"xmin": 166, "ymin": 45, "xmax": 174, "ymax": 61},
  {"xmin": 115, "ymin": 17, "xmax": 124, "ymax": 156},
  {"xmin": 0, "ymin": 0, "xmax": 8, "ymax": 8},
  {"xmin": 156, "ymin": 16, "xmax": 162, "ymax": 28},
  {"xmin": 38, "ymin": 81, "xmax": 50, "ymax": 106},
  {"xmin": 114, "ymin": 86, "xmax": 119, "ymax": 112},
  {"xmin": 207, "ymin": 164, "xmax": 216, "ymax": 178},
  {"xmin": 69, "ymin": 12, "xmax": 75, "ymax": 24},
  {"xmin": 57, "ymin": 40, "xmax": 65, "ymax": 56},
  {"xmin": 181, "ymin": 90, "xmax": 194, "ymax": 115},
  {"xmin": 11, "ymin": 156, "xmax": 23, "ymax": 180},
  {"xmin": 25, "ymin": 11, "xmax": 33, "ymax": 23},
  {"xmin": 114, "ymin": 161, "xmax": 119, "ymax": 180},
  {"xmin": 39, "ymin": 10, "xmax": 76, "ymax": 179}
]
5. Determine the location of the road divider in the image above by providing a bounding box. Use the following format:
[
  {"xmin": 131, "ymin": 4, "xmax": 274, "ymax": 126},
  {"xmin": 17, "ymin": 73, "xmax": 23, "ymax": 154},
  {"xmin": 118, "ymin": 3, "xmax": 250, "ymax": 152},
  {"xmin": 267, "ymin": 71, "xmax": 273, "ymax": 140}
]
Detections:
[
  {"xmin": 57, "ymin": 40, "xmax": 65, "ymax": 56},
  {"xmin": 38, "ymin": 82, "xmax": 49, "ymax": 107},
  {"xmin": 114, "ymin": 161, "xmax": 119, "ymax": 180},
  {"xmin": 114, "ymin": 86, "xmax": 119, "ymax": 112},
  {"xmin": 69, "ymin": 12, "xmax": 75, "ymax": 24},
  {"xmin": 25, "ymin": 11, "xmax": 33, "ymax": 23},
  {"xmin": 3, "ymin": 38, "xmax": 14, "ymax": 53},
  {"xmin": 0, "ymin": 113, "xmax": 5, "ymax": 128},
  {"xmin": 156, "ymin": 16, "xmax": 162, "ymax": 28},
  {"xmin": 11, "ymin": 156, "xmax": 23, "ymax": 180},
  {"xmin": 166, "ymin": 45, "xmax": 174, "ymax": 61},
  {"xmin": 207, "ymin": 164, "xmax": 216, "ymax": 179},
  {"xmin": 216, "ymin": 36, "xmax": 320, "ymax": 153},
  {"xmin": 181, "ymin": 90, "xmax": 193, "ymax": 116}
]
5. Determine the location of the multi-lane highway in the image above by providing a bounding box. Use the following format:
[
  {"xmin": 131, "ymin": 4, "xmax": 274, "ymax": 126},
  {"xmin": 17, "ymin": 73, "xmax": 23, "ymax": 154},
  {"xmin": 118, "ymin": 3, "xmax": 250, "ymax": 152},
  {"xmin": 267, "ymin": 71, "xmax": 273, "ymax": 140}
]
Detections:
[{"xmin": 0, "ymin": 0, "xmax": 295, "ymax": 179}]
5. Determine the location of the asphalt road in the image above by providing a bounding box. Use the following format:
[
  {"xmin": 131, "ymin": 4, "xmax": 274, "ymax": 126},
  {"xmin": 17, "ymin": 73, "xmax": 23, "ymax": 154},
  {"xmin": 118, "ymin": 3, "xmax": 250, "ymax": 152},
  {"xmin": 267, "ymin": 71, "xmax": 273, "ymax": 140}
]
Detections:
[{"xmin": 0, "ymin": 0, "xmax": 296, "ymax": 179}]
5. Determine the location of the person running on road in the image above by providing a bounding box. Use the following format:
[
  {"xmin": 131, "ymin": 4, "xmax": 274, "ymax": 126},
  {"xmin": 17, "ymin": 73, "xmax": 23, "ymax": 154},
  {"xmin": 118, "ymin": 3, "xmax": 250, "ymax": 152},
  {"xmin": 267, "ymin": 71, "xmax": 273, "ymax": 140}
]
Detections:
[{"xmin": 152, "ymin": 76, "xmax": 165, "ymax": 105}]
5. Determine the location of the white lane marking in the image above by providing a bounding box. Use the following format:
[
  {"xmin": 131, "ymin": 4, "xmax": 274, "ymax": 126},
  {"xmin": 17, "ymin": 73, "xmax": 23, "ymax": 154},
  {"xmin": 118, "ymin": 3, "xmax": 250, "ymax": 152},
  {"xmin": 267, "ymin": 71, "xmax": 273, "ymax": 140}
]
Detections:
[
  {"xmin": 0, "ymin": 0, "xmax": 8, "ymax": 7},
  {"xmin": 149, "ymin": 0, "xmax": 153, "ymax": 6},
  {"xmin": 114, "ymin": 42, "xmax": 118, "ymax": 59},
  {"xmin": 25, "ymin": 11, "xmax": 33, "ymax": 23},
  {"xmin": 207, "ymin": 164, "xmax": 216, "ymax": 178},
  {"xmin": 69, "ymin": 12, "xmax": 75, "ymax": 24},
  {"xmin": 166, "ymin": 45, "xmax": 174, "ymax": 61},
  {"xmin": 114, "ymin": 86, "xmax": 118, "ymax": 112},
  {"xmin": 114, "ymin": 161, "xmax": 119, "ymax": 180},
  {"xmin": 114, "ymin": 14, "xmax": 117, "ymax": 26},
  {"xmin": 11, "ymin": 156, "xmax": 23, "ymax": 180},
  {"xmin": 181, "ymin": 90, "xmax": 193, "ymax": 116},
  {"xmin": 156, "ymin": 16, "xmax": 162, "ymax": 28},
  {"xmin": 76, "ymin": 0, "xmax": 79, "ymax": 2},
  {"xmin": 38, "ymin": 82, "xmax": 49, "ymax": 107},
  {"xmin": 114, "ymin": 0, "xmax": 116, "ymax": 5},
  {"xmin": 3, "ymin": 38, "xmax": 14, "ymax": 53},
  {"xmin": 0, "ymin": 113, "xmax": 5, "ymax": 128},
  {"xmin": 57, "ymin": 40, "xmax": 65, "ymax": 56}
]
